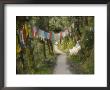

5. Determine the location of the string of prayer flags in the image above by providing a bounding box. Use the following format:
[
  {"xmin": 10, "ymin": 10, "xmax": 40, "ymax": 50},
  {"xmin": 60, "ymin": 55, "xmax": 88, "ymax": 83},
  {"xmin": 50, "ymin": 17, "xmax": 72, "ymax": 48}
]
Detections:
[{"xmin": 29, "ymin": 25, "xmax": 71, "ymax": 44}]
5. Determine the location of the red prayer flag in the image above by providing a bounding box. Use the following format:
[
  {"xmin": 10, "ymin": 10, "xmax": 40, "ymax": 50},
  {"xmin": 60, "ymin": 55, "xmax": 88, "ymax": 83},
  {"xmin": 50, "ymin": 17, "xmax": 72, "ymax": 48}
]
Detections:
[
  {"xmin": 60, "ymin": 32, "xmax": 62, "ymax": 43},
  {"xmin": 49, "ymin": 32, "xmax": 52, "ymax": 40},
  {"xmin": 32, "ymin": 26, "xmax": 37, "ymax": 38}
]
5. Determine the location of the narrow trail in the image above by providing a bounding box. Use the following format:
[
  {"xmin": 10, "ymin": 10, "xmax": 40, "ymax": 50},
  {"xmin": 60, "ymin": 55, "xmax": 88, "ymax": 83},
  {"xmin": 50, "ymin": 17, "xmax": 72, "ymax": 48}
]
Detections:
[{"xmin": 53, "ymin": 44, "xmax": 72, "ymax": 74}]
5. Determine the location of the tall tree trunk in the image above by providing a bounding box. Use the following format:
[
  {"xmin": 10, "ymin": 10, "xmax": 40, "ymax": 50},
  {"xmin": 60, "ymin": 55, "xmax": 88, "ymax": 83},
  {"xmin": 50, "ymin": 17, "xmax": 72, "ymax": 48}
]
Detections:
[
  {"xmin": 43, "ymin": 40, "xmax": 46, "ymax": 58},
  {"xmin": 50, "ymin": 40, "xmax": 53, "ymax": 55},
  {"xmin": 77, "ymin": 17, "xmax": 81, "ymax": 38},
  {"xmin": 85, "ymin": 16, "xmax": 88, "ymax": 26},
  {"xmin": 47, "ymin": 39, "xmax": 51, "ymax": 54}
]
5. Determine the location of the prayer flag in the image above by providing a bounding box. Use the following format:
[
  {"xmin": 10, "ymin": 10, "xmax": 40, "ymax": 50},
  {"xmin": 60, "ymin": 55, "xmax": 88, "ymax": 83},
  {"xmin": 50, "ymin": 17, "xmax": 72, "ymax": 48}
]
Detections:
[
  {"xmin": 49, "ymin": 32, "xmax": 52, "ymax": 40},
  {"xmin": 32, "ymin": 26, "xmax": 37, "ymax": 37},
  {"xmin": 60, "ymin": 32, "xmax": 62, "ymax": 43}
]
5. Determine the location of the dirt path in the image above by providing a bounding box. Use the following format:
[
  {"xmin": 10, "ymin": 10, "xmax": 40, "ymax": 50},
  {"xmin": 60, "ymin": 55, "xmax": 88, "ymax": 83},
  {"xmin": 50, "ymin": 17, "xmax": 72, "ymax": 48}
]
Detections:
[
  {"xmin": 53, "ymin": 45, "xmax": 72, "ymax": 74},
  {"xmin": 53, "ymin": 54, "xmax": 72, "ymax": 74}
]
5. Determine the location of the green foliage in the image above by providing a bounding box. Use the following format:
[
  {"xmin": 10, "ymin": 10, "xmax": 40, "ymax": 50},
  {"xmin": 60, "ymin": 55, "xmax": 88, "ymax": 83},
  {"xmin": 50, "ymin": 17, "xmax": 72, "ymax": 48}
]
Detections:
[
  {"xmin": 16, "ymin": 16, "xmax": 94, "ymax": 74},
  {"xmin": 58, "ymin": 37, "xmax": 75, "ymax": 53},
  {"xmin": 49, "ymin": 16, "xmax": 72, "ymax": 31},
  {"xmin": 66, "ymin": 17, "xmax": 94, "ymax": 74},
  {"xmin": 81, "ymin": 48, "xmax": 94, "ymax": 74},
  {"xmin": 16, "ymin": 16, "xmax": 56, "ymax": 74},
  {"xmin": 16, "ymin": 37, "xmax": 56, "ymax": 74}
]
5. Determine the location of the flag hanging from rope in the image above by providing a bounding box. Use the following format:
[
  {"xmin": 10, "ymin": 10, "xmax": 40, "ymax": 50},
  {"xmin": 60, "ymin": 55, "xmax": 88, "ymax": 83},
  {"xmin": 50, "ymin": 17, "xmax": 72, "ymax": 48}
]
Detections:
[
  {"xmin": 60, "ymin": 31, "xmax": 62, "ymax": 43},
  {"xmin": 32, "ymin": 26, "xmax": 37, "ymax": 38},
  {"xmin": 19, "ymin": 29, "xmax": 25, "ymax": 48},
  {"xmin": 49, "ymin": 32, "xmax": 52, "ymax": 40}
]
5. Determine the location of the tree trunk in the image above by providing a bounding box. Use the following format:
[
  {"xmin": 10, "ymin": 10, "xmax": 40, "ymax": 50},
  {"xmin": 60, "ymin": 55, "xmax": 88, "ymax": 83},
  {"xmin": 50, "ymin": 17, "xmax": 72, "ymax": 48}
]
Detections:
[
  {"xmin": 47, "ymin": 39, "xmax": 51, "ymax": 54},
  {"xmin": 43, "ymin": 40, "xmax": 46, "ymax": 58},
  {"xmin": 50, "ymin": 40, "xmax": 53, "ymax": 55}
]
